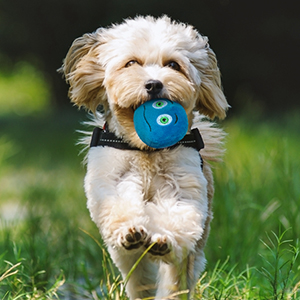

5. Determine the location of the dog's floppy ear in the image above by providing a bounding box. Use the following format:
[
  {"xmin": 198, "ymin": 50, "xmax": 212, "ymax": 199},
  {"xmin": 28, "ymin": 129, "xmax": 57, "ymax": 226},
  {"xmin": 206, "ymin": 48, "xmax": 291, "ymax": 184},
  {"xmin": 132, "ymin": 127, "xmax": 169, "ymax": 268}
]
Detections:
[
  {"xmin": 59, "ymin": 31, "xmax": 107, "ymax": 112},
  {"xmin": 194, "ymin": 46, "xmax": 229, "ymax": 120}
]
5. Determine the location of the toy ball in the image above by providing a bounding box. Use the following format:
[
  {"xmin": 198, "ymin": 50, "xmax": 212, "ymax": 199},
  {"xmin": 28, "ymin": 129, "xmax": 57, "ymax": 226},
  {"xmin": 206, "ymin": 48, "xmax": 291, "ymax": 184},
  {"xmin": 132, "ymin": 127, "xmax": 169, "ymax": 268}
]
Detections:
[{"xmin": 133, "ymin": 98, "xmax": 188, "ymax": 149}]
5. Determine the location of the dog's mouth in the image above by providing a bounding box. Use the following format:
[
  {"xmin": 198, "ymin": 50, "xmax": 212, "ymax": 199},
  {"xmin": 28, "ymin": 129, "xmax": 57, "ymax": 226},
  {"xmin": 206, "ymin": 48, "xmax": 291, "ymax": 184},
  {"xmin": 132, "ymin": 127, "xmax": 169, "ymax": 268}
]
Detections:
[{"xmin": 131, "ymin": 104, "xmax": 140, "ymax": 113}]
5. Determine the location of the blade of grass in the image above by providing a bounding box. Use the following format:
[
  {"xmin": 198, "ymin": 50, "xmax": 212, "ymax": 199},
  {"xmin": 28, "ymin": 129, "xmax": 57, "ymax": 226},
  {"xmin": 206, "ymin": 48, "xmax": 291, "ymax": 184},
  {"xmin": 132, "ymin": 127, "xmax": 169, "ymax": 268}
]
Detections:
[{"xmin": 121, "ymin": 242, "xmax": 156, "ymax": 296}]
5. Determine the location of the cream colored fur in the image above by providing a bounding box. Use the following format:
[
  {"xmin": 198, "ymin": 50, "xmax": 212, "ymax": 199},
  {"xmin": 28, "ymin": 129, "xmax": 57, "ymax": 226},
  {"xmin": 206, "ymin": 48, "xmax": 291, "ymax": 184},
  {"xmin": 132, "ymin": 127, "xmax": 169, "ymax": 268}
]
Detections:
[{"xmin": 60, "ymin": 15, "xmax": 229, "ymax": 299}]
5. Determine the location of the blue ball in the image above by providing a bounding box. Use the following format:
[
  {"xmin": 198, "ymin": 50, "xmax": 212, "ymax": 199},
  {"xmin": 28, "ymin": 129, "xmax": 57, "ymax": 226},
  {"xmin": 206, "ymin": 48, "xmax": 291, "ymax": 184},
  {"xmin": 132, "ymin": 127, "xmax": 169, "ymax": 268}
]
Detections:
[{"xmin": 133, "ymin": 99, "xmax": 188, "ymax": 149}]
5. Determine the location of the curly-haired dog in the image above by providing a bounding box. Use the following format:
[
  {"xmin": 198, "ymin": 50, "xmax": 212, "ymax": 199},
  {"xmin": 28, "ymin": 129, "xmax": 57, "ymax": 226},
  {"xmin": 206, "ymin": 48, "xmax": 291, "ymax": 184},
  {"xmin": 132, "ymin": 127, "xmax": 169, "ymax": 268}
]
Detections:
[{"xmin": 60, "ymin": 15, "xmax": 229, "ymax": 299}]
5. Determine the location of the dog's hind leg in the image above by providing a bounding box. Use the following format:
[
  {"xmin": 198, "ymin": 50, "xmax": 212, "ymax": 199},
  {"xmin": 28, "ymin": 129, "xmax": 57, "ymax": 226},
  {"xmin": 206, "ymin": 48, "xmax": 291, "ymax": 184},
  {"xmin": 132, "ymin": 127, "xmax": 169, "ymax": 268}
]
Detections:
[
  {"xmin": 155, "ymin": 250, "xmax": 206, "ymax": 300},
  {"xmin": 108, "ymin": 247, "xmax": 158, "ymax": 299},
  {"xmin": 156, "ymin": 261, "xmax": 185, "ymax": 299}
]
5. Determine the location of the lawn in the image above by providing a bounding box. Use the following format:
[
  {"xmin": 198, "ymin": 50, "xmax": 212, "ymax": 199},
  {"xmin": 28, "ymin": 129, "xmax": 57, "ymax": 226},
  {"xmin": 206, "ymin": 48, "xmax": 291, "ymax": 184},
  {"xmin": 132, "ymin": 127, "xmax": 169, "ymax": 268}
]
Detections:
[{"xmin": 0, "ymin": 66, "xmax": 299, "ymax": 299}]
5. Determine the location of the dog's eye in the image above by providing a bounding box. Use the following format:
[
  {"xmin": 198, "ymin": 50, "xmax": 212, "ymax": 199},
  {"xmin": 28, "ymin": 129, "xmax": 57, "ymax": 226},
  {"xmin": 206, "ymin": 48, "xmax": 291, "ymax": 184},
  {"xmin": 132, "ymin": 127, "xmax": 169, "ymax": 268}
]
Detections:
[
  {"xmin": 125, "ymin": 60, "xmax": 138, "ymax": 68},
  {"xmin": 165, "ymin": 61, "xmax": 180, "ymax": 71}
]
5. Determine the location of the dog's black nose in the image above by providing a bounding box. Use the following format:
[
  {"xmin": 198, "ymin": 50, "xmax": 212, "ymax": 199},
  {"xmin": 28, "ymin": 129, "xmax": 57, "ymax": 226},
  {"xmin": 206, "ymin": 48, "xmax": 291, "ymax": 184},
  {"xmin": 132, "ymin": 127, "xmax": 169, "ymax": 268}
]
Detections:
[{"xmin": 145, "ymin": 80, "xmax": 163, "ymax": 95}]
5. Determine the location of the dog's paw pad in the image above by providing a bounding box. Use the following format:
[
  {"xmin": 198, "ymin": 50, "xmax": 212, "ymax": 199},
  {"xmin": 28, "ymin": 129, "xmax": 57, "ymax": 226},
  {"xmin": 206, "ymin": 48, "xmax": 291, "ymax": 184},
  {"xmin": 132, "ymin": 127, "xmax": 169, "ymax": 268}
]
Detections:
[
  {"xmin": 146, "ymin": 235, "xmax": 171, "ymax": 256},
  {"xmin": 121, "ymin": 226, "xmax": 147, "ymax": 250}
]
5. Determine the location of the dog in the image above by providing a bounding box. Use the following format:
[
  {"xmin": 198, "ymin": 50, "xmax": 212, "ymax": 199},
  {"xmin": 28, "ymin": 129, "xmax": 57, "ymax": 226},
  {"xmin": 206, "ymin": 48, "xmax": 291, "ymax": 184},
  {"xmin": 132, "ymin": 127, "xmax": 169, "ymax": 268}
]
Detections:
[{"xmin": 60, "ymin": 15, "xmax": 229, "ymax": 299}]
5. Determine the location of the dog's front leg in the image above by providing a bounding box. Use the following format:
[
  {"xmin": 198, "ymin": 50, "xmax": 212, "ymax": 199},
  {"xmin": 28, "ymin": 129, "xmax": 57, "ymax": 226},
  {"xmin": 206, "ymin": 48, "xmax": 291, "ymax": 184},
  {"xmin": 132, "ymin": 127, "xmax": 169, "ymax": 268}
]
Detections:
[
  {"xmin": 146, "ymin": 148, "xmax": 209, "ymax": 298},
  {"xmin": 84, "ymin": 147, "xmax": 157, "ymax": 298},
  {"xmin": 85, "ymin": 148, "xmax": 148, "ymax": 247}
]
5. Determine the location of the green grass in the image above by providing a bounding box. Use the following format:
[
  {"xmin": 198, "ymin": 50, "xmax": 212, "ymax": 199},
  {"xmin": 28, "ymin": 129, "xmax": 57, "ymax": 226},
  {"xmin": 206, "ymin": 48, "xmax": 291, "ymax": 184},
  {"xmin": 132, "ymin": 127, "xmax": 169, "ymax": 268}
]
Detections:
[
  {"xmin": 0, "ymin": 67, "xmax": 299, "ymax": 298},
  {"xmin": 0, "ymin": 111, "xmax": 299, "ymax": 299},
  {"xmin": 210, "ymin": 114, "xmax": 300, "ymax": 269}
]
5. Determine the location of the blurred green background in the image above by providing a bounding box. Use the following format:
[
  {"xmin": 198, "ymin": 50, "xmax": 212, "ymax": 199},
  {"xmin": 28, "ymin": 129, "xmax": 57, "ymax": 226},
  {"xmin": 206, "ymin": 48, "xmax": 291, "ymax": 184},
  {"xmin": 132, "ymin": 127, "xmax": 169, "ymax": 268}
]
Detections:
[
  {"xmin": 1, "ymin": 0, "xmax": 299, "ymax": 113},
  {"xmin": 0, "ymin": 0, "xmax": 299, "ymax": 298}
]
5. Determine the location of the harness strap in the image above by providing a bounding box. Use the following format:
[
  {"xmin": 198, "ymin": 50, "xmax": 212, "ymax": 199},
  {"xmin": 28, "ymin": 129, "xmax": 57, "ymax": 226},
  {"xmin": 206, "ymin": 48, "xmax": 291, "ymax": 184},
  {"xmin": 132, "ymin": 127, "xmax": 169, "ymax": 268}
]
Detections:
[
  {"xmin": 90, "ymin": 127, "xmax": 140, "ymax": 150},
  {"xmin": 90, "ymin": 127, "xmax": 204, "ymax": 168}
]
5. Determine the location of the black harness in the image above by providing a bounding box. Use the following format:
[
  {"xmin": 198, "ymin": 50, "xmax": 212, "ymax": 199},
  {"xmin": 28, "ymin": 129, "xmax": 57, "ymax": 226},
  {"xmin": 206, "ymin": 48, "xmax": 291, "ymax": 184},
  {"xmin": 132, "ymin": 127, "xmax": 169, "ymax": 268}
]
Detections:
[{"xmin": 90, "ymin": 127, "xmax": 204, "ymax": 168}]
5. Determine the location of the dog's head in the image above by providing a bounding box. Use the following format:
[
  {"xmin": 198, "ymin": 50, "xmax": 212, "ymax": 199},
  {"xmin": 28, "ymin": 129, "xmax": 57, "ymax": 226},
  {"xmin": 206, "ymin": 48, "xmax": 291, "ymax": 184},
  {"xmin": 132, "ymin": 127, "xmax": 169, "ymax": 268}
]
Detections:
[{"xmin": 60, "ymin": 15, "xmax": 229, "ymax": 149}]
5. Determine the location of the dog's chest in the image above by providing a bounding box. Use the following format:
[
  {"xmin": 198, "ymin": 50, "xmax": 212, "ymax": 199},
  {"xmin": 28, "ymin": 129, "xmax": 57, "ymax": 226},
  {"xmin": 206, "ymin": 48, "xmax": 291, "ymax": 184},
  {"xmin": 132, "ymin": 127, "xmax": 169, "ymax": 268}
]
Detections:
[
  {"xmin": 115, "ymin": 148, "xmax": 203, "ymax": 203},
  {"xmin": 87, "ymin": 146, "xmax": 204, "ymax": 204},
  {"xmin": 128, "ymin": 152, "xmax": 169, "ymax": 202}
]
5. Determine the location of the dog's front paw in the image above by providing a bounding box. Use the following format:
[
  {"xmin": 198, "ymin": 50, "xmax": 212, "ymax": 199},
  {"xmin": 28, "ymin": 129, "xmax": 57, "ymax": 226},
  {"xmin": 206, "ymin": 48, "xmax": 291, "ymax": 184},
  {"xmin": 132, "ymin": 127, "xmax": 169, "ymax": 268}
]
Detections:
[
  {"xmin": 118, "ymin": 226, "xmax": 148, "ymax": 250},
  {"xmin": 146, "ymin": 234, "xmax": 171, "ymax": 256}
]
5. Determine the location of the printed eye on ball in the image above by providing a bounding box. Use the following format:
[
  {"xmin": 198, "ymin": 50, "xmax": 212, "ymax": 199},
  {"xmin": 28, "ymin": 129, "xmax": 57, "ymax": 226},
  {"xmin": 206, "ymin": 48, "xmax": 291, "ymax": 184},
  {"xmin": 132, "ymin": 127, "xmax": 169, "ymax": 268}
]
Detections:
[{"xmin": 133, "ymin": 99, "xmax": 189, "ymax": 149}]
